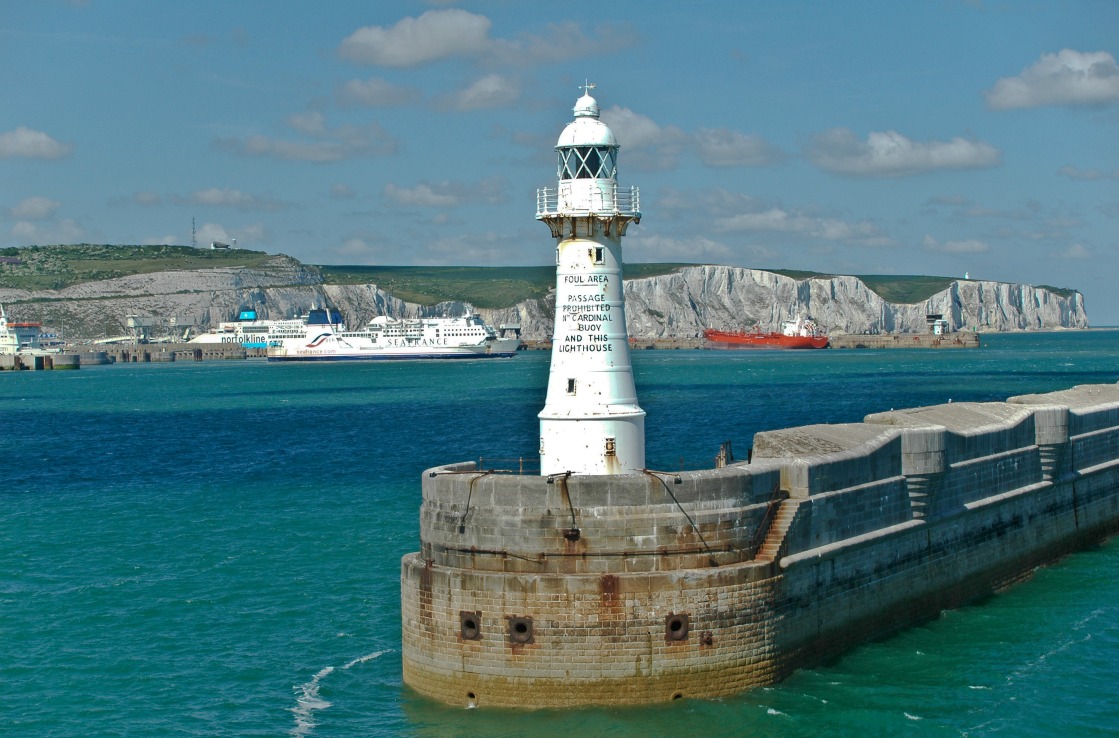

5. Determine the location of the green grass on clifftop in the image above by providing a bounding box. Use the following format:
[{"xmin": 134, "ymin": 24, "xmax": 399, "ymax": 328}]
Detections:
[
  {"xmin": 768, "ymin": 269, "xmax": 957, "ymax": 303},
  {"xmin": 0, "ymin": 244, "xmax": 272, "ymax": 291},
  {"xmin": 318, "ymin": 263, "xmax": 691, "ymax": 308},
  {"xmin": 854, "ymin": 274, "xmax": 957, "ymax": 304}
]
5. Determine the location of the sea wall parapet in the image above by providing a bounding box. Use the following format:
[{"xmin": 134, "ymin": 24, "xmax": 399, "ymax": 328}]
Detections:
[{"xmin": 418, "ymin": 462, "xmax": 783, "ymax": 573}]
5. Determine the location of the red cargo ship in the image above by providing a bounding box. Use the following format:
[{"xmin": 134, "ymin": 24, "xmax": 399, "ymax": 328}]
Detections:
[{"xmin": 704, "ymin": 317, "xmax": 829, "ymax": 349}]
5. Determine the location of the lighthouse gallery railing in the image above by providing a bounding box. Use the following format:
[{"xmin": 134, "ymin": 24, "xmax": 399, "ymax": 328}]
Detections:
[{"xmin": 536, "ymin": 184, "xmax": 640, "ymax": 219}]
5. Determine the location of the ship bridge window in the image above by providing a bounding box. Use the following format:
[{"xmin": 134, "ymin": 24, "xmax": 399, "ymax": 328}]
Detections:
[{"xmin": 558, "ymin": 146, "xmax": 617, "ymax": 180}]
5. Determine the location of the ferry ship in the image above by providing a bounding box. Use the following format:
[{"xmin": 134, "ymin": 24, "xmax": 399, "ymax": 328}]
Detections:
[
  {"xmin": 188, "ymin": 307, "xmax": 345, "ymax": 348},
  {"xmin": 266, "ymin": 314, "xmax": 519, "ymax": 362},
  {"xmin": 704, "ymin": 316, "xmax": 829, "ymax": 349},
  {"xmin": 0, "ymin": 304, "xmax": 62, "ymax": 355}
]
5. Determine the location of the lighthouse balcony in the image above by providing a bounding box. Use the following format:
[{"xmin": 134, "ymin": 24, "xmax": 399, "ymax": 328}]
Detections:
[{"xmin": 536, "ymin": 184, "xmax": 640, "ymax": 220}]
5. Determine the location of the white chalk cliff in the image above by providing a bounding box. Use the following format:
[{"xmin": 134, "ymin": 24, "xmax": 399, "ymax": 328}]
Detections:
[
  {"xmin": 0, "ymin": 260, "xmax": 1088, "ymax": 339},
  {"xmin": 615, "ymin": 266, "xmax": 1089, "ymax": 337}
]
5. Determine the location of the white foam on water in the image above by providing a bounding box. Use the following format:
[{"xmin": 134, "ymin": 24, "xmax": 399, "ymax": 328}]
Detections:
[
  {"xmin": 290, "ymin": 666, "xmax": 334, "ymax": 738},
  {"xmin": 342, "ymin": 650, "xmax": 388, "ymax": 670},
  {"xmin": 289, "ymin": 650, "xmax": 390, "ymax": 737},
  {"xmin": 904, "ymin": 712, "xmax": 923, "ymax": 721}
]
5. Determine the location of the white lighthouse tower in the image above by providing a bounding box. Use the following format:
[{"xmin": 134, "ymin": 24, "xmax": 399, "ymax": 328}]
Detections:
[{"xmin": 536, "ymin": 84, "xmax": 645, "ymax": 476}]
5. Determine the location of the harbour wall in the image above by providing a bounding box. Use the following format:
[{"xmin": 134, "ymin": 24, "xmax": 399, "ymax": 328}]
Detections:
[
  {"xmin": 400, "ymin": 383, "xmax": 1119, "ymax": 707},
  {"xmin": 522, "ymin": 332, "xmax": 980, "ymax": 351},
  {"xmin": 0, "ymin": 353, "xmax": 81, "ymax": 371}
]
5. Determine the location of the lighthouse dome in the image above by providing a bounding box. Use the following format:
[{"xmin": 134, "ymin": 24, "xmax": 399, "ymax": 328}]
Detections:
[
  {"xmin": 556, "ymin": 93, "xmax": 617, "ymax": 148},
  {"xmin": 556, "ymin": 116, "xmax": 617, "ymax": 148}
]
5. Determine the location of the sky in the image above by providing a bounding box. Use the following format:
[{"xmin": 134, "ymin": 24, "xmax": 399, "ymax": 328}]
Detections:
[{"xmin": 2, "ymin": 1, "xmax": 1118, "ymax": 321}]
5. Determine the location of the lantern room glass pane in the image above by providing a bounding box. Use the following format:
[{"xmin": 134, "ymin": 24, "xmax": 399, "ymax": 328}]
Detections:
[
  {"xmin": 580, "ymin": 147, "xmax": 600, "ymax": 178},
  {"xmin": 601, "ymin": 149, "xmax": 617, "ymax": 178},
  {"xmin": 557, "ymin": 150, "xmax": 575, "ymax": 179},
  {"xmin": 557, "ymin": 146, "xmax": 618, "ymax": 180}
]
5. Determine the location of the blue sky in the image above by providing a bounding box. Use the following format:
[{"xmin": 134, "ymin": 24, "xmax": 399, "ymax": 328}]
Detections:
[{"xmin": 2, "ymin": 1, "xmax": 1118, "ymax": 322}]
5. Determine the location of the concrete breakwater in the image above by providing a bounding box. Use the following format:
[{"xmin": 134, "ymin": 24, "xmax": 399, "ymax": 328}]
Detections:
[{"xmin": 401, "ymin": 382, "xmax": 1119, "ymax": 707}]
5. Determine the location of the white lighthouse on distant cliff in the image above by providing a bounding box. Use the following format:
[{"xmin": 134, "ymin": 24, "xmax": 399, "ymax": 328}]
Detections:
[{"xmin": 536, "ymin": 84, "xmax": 645, "ymax": 476}]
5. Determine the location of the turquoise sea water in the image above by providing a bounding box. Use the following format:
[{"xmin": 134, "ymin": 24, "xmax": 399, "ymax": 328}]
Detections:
[{"xmin": 3, "ymin": 331, "xmax": 1119, "ymax": 737}]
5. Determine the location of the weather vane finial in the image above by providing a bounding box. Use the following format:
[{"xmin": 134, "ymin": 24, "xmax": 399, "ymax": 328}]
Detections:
[{"xmin": 580, "ymin": 80, "xmax": 596, "ymax": 96}]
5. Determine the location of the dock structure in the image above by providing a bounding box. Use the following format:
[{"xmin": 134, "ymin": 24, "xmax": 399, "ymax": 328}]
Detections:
[
  {"xmin": 0, "ymin": 353, "xmax": 81, "ymax": 371},
  {"xmin": 829, "ymin": 331, "xmax": 981, "ymax": 349},
  {"xmin": 68, "ymin": 343, "xmax": 265, "ymax": 364}
]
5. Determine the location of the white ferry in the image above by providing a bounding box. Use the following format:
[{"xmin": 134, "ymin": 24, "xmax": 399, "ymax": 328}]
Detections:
[
  {"xmin": 188, "ymin": 307, "xmax": 345, "ymax": 348},
  {"xmin": 266, "ymin": 314, "xmax": 520, "ymax": 362},
  {"xmin": 0, "ymin": 304, "xmax": 62, "ymax": 355}
]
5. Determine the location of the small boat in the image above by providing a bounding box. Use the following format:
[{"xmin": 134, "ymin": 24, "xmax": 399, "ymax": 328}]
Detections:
[
  {"xmin": 266, "ymin": 313, "xmax": 520, "ymax": 362},
  {"xmin": 704, "ymin": 316, "xmax": 829, "ymax": 349}
]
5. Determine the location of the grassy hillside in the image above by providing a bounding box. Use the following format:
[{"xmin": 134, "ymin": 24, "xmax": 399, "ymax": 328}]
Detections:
[
  {"xmin": 319, "ymin": 263, "xmax": 691, "ymax": 308},
  {"xmin": 0, "ymin": 244, "xmax": 273, "ymax": 291},
  {"xmin": 854, "ymin": 274, "xmax": 957, "ymax": 304}
]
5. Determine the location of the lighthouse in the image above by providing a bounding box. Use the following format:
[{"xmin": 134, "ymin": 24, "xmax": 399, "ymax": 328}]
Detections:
[{"xmin": 536, "ymin": 84, "xmax": 645, "ymax": 476}]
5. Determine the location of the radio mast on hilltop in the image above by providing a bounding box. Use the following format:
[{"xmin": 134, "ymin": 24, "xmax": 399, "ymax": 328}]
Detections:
[{"xmin": 535, "ymin": 84, "xmax": 645, "ymax": 476}]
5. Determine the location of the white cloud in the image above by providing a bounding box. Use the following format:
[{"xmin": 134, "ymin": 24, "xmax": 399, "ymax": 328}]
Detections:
[
  {"xmin": 438, "ymin": 74, "xmax": 520, "ymax": 111},
  {"xmin": 10, "ymin": 218, "xmax": 84, "ymax": 244},
  {"xmin": 694, "ymin": 128, "xmax": 783, "ymax": 167},
  {"xmin": 10, "ymin": 196, "xmax": 61, "ymax": 220},
  {"xmin": 339, "ymin": 9, "xmax": 492, "ymax": 67},
  {"xmin": 0, "ymin": 127, "xmax": 72, "ymax": 160},
  {"xmin": 178, "ymin": 188, "xmax": 289, "ymax": 212},
  {"xmin": 382, "ymin": 177, "xmax": 507, "ymax": 207},
  {"xmin": 925, "ymin": 194, "xmax": 973, "ymax": 208},
  {"xmin": 420, "ymin": 231, "xmax": 529, "ymax": 264},
  {"xmin": 328, "ymin": 237, "xmax": 387, "ymax": 263},
  {"xmin": 384, "ymin": 183, "xmax": 459, "ymax": 208},
  {"xmin": 1057, "ymin": 165, "xmax": 1119, "ymax": 181},
  {"xmin": 986, "ymin": 49, "xmax": 1119, "ymax": 110},
  {"xmin": 806, "ymin": 129, "xmax": 1000, "ymax": 176},
  {"xmin": 336, "ymin": 77, "xmax": 420, "ymax": 107},
  {"xmin": 486, "ymin": 22, "xmax": 638, "ymax": 67},
  {"xmin": 195, "ymin": 222, "xmax": 232, "ymax": 246},
  {"xmin": 131, "ymin": 191, "xmax": 161, "ymax": 206},
  {"xmin": 1058, "ymin": 243, "xmax": 1091, "ymax": 259},
  {"xmin": 922, "ymin": 235, "xmax": 990, "ymax": 253},
  {"xmin": 338, "ymin": 11, "xmax": 635, "ymax": 69},
  {"xmin": 287, "ymin": 111, "xmax": 327, "ymax": 136},
  {"xmin": 215, "ymin": 116, "xmax": 398, "ymax": 163},
  {"xmin": 142, "ymin": 235, "xmax": 179, "ymax": 246},
  {"xmin": 600, "ymin": 106, "xmax": 688, "ymax": 171},
  {"xmin": 715, "ymin": 206, "xmax": 892, "ymax": 246},
  {"xmin": 330, "ymin": 183, "xmax": 355, "ymax": 200},
  {"xmin": 625, "ymin": 234, "xmax": 744, "ymax": 262}
]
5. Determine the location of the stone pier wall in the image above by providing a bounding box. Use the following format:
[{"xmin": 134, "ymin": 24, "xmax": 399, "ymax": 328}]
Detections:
[{"xmin": 401, "ymin": 383, "xmax": 1119, "ymax": 708}]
